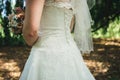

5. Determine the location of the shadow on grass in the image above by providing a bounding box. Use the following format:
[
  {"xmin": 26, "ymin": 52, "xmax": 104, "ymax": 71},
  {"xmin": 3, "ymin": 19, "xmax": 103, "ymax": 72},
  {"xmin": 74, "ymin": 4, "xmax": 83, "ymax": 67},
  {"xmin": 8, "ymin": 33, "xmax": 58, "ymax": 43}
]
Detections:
[
  {"xmin": 83, "ymin": 38, "xmax": 120, "ymax": 80},
  {"xmin": 0, "ymin": 46, "xmax": 30, "ymax": 80}
]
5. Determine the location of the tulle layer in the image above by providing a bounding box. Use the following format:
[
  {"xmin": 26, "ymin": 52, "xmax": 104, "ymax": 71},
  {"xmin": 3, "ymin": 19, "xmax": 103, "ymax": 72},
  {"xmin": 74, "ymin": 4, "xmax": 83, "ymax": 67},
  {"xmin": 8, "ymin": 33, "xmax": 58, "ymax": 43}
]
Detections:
[{"xmin": 19, "ymin": 36, "xmax": 95, "ymax": 80}]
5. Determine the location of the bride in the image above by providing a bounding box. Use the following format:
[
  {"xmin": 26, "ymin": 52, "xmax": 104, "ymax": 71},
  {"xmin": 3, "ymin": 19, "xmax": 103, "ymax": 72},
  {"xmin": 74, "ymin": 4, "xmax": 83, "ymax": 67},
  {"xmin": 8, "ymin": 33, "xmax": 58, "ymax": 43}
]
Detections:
[{"xmin": 19, "ymin": 0, "xmax": 96, "ymax": 80}]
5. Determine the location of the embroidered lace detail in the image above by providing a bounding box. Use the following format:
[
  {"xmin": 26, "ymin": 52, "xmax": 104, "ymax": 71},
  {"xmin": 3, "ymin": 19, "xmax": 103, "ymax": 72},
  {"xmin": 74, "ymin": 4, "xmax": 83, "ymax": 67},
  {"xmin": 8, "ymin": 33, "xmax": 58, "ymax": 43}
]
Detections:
[
  {"xmin": 45, "ymin": 0, "xmax": 73, "ymax": 10},
  {"xmin": 64, "ymin": 9, "xmax": 74, "ymax": 43}
]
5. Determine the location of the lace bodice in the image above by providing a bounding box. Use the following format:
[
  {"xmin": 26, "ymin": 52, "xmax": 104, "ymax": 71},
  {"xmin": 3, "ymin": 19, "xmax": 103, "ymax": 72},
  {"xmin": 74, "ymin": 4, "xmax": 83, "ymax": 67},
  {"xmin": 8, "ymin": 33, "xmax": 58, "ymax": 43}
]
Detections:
[
  {"xmin": 39, "ymin": 0, "xmax": 94, "ymax": 54},
  {"xmin": 39, "ymin": 2, "xmax": 74, "ymax": 44},
  {"xmin": 40, "ymin": 0, "xmax": 74, "ymax": 42}
]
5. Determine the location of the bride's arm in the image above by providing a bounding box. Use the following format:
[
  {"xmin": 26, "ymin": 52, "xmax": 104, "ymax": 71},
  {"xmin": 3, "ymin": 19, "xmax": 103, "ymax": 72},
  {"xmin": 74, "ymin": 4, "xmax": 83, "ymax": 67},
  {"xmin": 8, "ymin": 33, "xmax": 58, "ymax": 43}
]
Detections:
[{"xmin": 22, "ymin": 0, "xmax": 45, "ymax": 46}]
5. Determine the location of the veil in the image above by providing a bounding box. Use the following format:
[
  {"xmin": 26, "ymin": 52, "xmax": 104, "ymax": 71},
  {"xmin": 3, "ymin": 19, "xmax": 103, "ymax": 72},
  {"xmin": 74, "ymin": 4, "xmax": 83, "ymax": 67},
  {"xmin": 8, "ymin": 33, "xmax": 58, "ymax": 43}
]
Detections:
[
  {"xmin": 71, "ymin": 0, "xmax": 95, "ymax": 54},
  {"xmin": 87, "ymin": 0, "xmax": 96, "ymax": 10}
]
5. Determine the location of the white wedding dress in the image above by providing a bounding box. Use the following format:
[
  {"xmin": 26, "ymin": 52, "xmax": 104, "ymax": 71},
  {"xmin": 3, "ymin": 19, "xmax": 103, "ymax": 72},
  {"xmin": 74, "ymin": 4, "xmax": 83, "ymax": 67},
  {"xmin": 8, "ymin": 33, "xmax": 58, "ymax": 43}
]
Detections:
[{"xmin": 19, "ymin": 0, "xmax": 96, "ymax": 80}]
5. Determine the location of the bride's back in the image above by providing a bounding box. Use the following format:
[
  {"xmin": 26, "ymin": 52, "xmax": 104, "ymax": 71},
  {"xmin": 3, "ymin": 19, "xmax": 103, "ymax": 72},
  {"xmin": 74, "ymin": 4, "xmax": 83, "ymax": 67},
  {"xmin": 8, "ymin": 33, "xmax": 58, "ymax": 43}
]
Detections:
[{"xmin": 38, "ymin": 0, "xmax": 74, "ymax": 39}]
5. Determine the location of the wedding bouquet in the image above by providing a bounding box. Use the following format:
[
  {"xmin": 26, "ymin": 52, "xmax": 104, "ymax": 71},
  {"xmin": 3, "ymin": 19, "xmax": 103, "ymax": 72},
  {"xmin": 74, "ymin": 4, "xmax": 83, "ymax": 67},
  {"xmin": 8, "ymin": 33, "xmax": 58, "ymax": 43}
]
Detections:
[{"xmin": 8, "ymin": 7, "xmax": 25, "ymax": 34}]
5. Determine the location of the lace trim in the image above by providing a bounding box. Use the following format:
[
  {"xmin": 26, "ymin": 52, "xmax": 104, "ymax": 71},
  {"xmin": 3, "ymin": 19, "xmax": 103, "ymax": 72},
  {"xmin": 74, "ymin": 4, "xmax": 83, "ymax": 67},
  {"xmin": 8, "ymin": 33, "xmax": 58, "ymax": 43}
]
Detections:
[
  {"xmin": 64, "ymin": 9, "xmax": 73, "ymax": 43},
  {"xmin": 45, "ymin": 1, "xmax": 73, "ymax": 10}
]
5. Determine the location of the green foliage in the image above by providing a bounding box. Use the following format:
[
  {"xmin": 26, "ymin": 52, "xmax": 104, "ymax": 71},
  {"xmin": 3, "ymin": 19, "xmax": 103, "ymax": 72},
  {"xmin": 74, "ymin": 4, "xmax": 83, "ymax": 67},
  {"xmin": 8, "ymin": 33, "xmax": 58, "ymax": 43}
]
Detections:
[
  {"xmin": 93, "ymin": 17, "xmax": 120, "ymax": 38},
  {"xmin": 1, "ymin": 1, "xmax": 12, "ymax": 45},
  {"xmin": 0, "ymin": 0, "xmax": 25, "ymax": 46},
  {"xmin": 8, "ymin": 35, "xmax": 25, "ymax": 46},
  {"xmin": 91, "ymin": 0, "xmax": 120, "ymax": 32},
  {"xmin": 15, "ymin": 0, "xmax": 24, "ymax": 8}
]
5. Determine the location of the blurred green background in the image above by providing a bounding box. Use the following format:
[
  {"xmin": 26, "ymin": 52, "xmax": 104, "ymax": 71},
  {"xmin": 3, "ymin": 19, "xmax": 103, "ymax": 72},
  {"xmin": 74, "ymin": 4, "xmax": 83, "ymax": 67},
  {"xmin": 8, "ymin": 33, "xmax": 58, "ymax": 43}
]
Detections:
[{"xmin": 0, "ymin": 0, "xmax": 120, "ymax": 46}]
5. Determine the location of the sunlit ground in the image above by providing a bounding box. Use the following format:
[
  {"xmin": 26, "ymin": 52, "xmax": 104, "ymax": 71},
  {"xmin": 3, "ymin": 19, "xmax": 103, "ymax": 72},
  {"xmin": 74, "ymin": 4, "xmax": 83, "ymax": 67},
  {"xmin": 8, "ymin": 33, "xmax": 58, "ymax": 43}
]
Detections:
[{"xmin": 0, "ymin": 38, "xmax": 120, "ymax": 80}]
